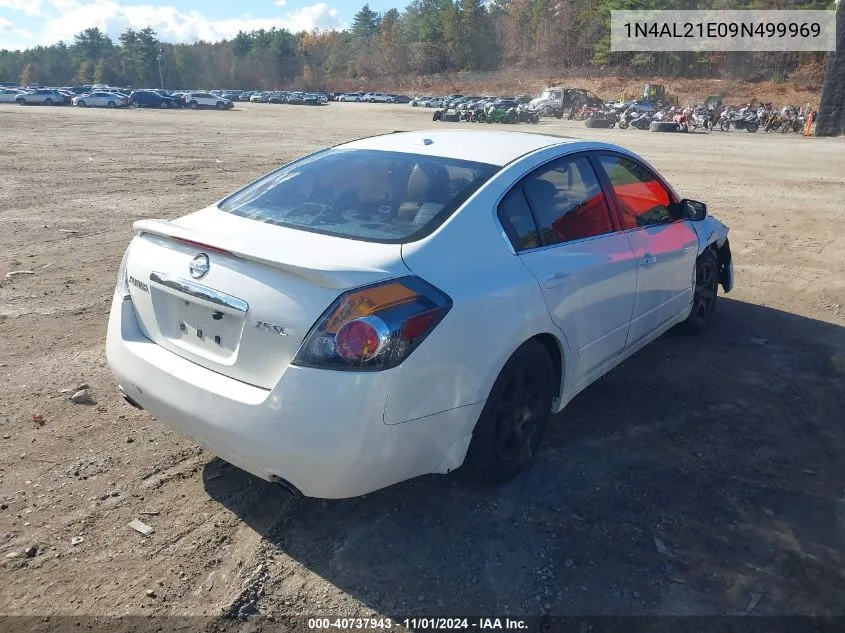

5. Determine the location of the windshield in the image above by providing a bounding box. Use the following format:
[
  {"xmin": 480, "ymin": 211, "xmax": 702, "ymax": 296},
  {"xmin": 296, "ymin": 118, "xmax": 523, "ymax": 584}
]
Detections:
[{"xmin": 218, "ymin": 149, "xmax": 499, "ymax": 243}]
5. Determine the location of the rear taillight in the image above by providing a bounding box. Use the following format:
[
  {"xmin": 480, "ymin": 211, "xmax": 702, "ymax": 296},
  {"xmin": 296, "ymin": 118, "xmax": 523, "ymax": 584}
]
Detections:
[
  {"xmin": 116, "ymin": 248, "xmax": 131, "ymax": 299},
  {"xmin": 292, "ymin": 276, "xmax": 452, "ymax": 371}
]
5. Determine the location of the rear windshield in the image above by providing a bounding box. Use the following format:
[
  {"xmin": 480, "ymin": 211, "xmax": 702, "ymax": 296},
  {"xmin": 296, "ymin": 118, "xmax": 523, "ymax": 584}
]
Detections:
[{"xmin": 218, "ymin": 149, "xmax": 499, "ymax": 243}]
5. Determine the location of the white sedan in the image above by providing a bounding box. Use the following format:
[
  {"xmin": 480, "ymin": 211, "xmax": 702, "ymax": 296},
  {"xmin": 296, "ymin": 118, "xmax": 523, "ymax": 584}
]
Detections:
[
  {"xmin": 0, "ymin": 88, "xmax": 23, "ymax": 103},
  {"xmin": 107, "ymin": 131, "xmax": 733, "ymax": 498},
  {"xmin": 73, "ymin": 92, "xmax": 128, "ymax": 108}
]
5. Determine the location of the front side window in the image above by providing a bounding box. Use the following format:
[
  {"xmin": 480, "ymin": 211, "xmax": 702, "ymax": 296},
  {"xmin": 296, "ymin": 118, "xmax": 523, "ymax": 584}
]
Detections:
[
  {"xmin": 597, "ymin": 155, "xmax": 674, "ymax": 229},
  {"xmin": 520, "ymin": 155, "xmax": 615, "ymax": 245},
  {"xmin": 218, "ymin": 149, "xmax": 499, "ymax": 243}
]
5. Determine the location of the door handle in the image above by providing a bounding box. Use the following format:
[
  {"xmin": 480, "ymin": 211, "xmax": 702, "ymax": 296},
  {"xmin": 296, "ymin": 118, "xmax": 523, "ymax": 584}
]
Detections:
[
  {"xmin": 640, "ymin": 253, "xmax": 657, "ymax": 266},
  {"xmin": 544, "ymin": 272, "xmax": 574, "ymax": 289}
]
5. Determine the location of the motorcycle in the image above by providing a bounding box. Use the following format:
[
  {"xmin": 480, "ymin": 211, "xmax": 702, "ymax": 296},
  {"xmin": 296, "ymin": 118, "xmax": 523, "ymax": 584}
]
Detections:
[
  {"xmin": 764, "ymin": 112, "xmax": 783, "ymax": 132},
  {"xmin": 780, "ymin": 107, "xmax": 804, "ymax": 133},
  {"xmin": 516, "ymin": 104, "xmax": 540, "ymax": 124},
  {"xmin": 723, "ymin": 106, "xmax": 760, "ymax": 133},
  {"xmin": 617, "ymin": 106, "xmax": 641, "ymax": 129},
  {"xmin": 483, "ymin": 105, "xmax": 517, "ymax": 124},
  {"xmin": 689, "ymin": 105, "xmax": 713, "ymax": 131},
  {"xmin": 673, "ymin": 108, "xmax": 689, "ymax": 133}
]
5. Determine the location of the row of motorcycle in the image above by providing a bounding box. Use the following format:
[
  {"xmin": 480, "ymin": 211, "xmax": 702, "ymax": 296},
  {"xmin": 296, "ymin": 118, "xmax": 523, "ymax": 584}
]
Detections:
[
  {"xmin": 573, "ymin": 103, "xmax": 809, "ymax": 133},
  {"xmin": 433, "ymin": 99, "xmax": 541, "ymax": 124}
]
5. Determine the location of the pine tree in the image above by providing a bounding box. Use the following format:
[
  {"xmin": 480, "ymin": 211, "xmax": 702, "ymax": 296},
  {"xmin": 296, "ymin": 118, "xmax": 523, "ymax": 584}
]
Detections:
[{"xmin": 352, "ymin": 4, "xmax": 381, "ymax": 38}]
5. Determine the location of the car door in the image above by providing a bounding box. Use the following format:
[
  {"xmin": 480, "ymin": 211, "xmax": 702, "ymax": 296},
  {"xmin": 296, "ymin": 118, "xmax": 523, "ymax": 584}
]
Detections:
[
  {"xmin": 498, "ymin": 154, "xmax": 638, "ymax": 381},
  {"xmin": 594, "ymin": 153, "xmax": 699, "ymax": 347}
]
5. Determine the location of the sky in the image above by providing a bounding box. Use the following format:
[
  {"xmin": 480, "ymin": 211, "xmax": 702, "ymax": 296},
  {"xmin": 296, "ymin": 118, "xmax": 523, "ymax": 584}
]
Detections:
[{"xmin": 0, "ymin": 0, "xmax": 406, "ymax": 50}]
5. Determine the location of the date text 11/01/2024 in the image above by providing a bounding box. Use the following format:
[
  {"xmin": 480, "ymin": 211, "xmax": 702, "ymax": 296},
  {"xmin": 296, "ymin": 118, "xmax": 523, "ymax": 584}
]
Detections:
[
  {"xmin": 623, "ymin": 21, "xmax": 821, "ymax": 38},
  {"xmin": 307, "ymin": 618, "xmax": 529, "ymax": 630}
]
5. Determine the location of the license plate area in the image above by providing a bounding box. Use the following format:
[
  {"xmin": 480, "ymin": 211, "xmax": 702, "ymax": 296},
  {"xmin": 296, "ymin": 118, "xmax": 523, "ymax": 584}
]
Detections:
[{"xmin": 148, "ymin": 273, "xmax": 248, "ymax": 366}]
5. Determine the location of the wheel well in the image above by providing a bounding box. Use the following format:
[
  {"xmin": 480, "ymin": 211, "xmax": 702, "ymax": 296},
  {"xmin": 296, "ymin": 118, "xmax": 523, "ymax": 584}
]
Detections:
[{"xmin": 528, "ymin": 333, "xmax": 563, "ymax": 398}]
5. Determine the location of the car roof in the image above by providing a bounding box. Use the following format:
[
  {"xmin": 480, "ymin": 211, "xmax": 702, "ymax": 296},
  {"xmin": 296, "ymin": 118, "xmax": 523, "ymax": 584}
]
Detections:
[{"xmin": 338, "ymin": 130, "xmax": 581, "ymax": 166}]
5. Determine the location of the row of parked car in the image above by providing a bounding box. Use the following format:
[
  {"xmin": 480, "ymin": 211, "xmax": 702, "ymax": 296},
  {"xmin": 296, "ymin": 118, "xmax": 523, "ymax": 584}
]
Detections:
[
  {"xmin": 240, "ymin": 91, "xmax": 328, "ymax": 105},
  {"xmin": 0, "ymin": 85, "xmax": 237, "ymax": 109}
]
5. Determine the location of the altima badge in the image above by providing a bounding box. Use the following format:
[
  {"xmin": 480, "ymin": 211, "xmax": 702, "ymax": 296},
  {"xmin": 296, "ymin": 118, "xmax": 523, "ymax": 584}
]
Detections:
[
  {"xmin": 189, "ymin": 253, "xmax": 210, "ymax": 279},
  {"xmin": 255, "ymin": 321, "xmax": 290, "ymax": 336}
]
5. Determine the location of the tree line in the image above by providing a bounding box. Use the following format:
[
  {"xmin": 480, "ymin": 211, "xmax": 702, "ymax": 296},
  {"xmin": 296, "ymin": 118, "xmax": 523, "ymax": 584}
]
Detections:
[{"xmin": 0, "ymin": 0, "xmax": 834, "ymax": 91}]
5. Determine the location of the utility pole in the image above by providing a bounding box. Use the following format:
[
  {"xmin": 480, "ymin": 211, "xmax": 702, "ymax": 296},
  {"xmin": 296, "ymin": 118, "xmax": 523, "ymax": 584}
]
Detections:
[
  {"xmin": 816, "ymin": 1, "xmax": 844, "ymax": 136},
  {"xmin": 157, "ymin": 49, "xmax": 164, "ymax": 90}
]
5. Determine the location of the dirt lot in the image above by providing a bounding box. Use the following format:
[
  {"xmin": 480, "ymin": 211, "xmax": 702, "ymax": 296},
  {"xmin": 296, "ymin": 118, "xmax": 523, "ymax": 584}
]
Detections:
[{"xmin": 1, "ymin": 103, "xmax": 844, "ymax": 626}]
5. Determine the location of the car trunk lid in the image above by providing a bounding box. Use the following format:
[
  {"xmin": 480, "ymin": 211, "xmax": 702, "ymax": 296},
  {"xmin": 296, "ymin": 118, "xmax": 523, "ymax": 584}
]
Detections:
[{"xmin": 125, "ymin": 207, "xmax": 410, "ymax": 389}]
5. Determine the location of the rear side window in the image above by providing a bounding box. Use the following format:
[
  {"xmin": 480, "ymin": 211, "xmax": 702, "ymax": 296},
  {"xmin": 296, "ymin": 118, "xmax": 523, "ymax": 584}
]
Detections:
[
  {"xmin": 520, "ymin": 155, "xmax": 615, "ymax": 245},
  {"xmin": 498, "ymin": 188, "xmax": 540, "ymax": 251},
  {"xmin": 218, "ymin": 149, "xmax": 499, "ymax": 243},
  {"xmin": 597, "ymin": 155, "xmax": 674, "ymax": 229}
]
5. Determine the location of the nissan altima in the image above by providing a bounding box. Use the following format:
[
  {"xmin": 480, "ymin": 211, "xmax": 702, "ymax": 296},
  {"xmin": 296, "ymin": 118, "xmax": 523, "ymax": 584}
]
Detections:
[{"xmin": 106, "ymin": 131, "xmax": 734, "ymax": 498}]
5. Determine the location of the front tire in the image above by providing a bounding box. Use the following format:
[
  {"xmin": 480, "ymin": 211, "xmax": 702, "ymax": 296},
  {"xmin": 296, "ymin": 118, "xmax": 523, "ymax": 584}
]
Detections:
[
  {"xmin": 76, "ymin": 100, "xmax": 86, "ymax": 107},
  {"xmin": 107, "ymin": 101, "xmax": 116, "ymax": 108},
  {"xmin": 216, "ymin": 101, "xmax": 225, "ymax": 110},
  {"xmin": 160, "ymin": 101, "xmax": 169, "ymax": 109},
  {"xmin": 465, "ymin": 341, "xmax": 555, "ymax": 484},
  {"xmin": 44, "ymin": 98, "xmax": 53, "ymax": 106},
  {"xmin": 683, "ymin": 248, "xmax": 718, "ymax": 333},
  {"xmin": 189, "ymin": 101, "xmax": 198, "ymax": 109}
]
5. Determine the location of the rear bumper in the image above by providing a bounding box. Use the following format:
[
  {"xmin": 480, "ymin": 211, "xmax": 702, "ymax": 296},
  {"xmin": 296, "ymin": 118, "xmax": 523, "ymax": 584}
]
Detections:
[{"xmin": 106, "ymin": 293, "xmax": 478, "ymax": 498}]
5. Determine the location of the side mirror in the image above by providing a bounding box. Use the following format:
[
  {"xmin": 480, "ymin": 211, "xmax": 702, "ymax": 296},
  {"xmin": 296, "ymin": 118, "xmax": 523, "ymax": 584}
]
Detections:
[{"xmin": 677, "ymin": 199, "xmax": 707, "ymax": 221}]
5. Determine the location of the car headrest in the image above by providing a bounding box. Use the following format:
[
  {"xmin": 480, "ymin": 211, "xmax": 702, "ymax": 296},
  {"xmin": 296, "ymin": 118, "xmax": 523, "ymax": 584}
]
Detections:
[
  {"xmin": 406, "ymin": 164, "xmax": 430, "ymax": 200},
  {"xmin": 523, "ymin": 178, "xmax": 559, "ymax": 211}
]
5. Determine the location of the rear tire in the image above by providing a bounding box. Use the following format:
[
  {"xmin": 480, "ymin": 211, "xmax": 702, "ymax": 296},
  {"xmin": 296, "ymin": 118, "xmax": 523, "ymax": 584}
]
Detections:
[
  {"xmin": 160, "ymin": 101, "xmax": 169, "ymax": 109},
  {"xmin": 216, "ymin": 101, "xmax": 224, "ymax": 110},
  {"xmin": 44, "ymin": 98, "xmax": 53, "ymax": 106},
  {"xmin": 107, "ymin": 101, "xmax": 116, "ymax": 108},
  {"xmin": 189, "ymin": 101, "xmax": 198, "ymax": 109},
  {"xmin": 683, "ymin": 248, "xmax": 719, "ymax": 334},
  {"xmin": 465, "ymin": 341, "xmax": 555, "ymax": 484},
  {"xmin": 650, "ymin": 121, "xmax": 679, "ymax": 132},
  {"xmin": 585, "ymin": 117, "xmax": 614, "ymax": 128},
  {"xmin": 16, "ymin": 98, "xmax": 26, "ymax": 105}
]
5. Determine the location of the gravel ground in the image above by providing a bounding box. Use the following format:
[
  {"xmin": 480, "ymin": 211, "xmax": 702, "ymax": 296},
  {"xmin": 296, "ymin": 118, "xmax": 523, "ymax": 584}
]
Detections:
[{"xmin": 1, "ymin": 103, "xmax": 844, "ymax": 626}]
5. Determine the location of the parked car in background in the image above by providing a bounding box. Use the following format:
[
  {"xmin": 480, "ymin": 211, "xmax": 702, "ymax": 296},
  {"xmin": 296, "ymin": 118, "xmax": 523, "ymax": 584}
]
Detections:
[
  {"xmin": 15, "ymin": 89, "xmax": 68, "ymax": 105},
  {"xmin": 287, "ymin": 92, "xmax": 305, "ymax": 105},
  {"xmin": 250, "ymin": 92, "xmax": 269, "ymax": 103},
  {"xmin": 409, "ymin": 96, "xmax": 432, "ymax": 107},
  {"xmin": 363, "ymin": 92, "xmax": 395, "ymax": 103},
  {"xmin": 391, "ymin": 94, "xmax": 411, "ymax": 104},
  {"xmin": 424, "ymin": 97, "xmax": 445, "ymax": 108},
  {"xmin": 221, "ymin": 92, "xmax": 239, "ymax": 102},
  {"xmin": 184, "ymin": 92, "xmax": 233, "ymax": 110},
  {"xmin": 129, "ymin": 90, "xmax": 178, "ymax": 108},
  {"xmin": 0, "ymin": 88, "xmax": 23, "ymax": 103},
  {"xmin": 72, "ymin": 91, "xmax": 129, "ymax": 108},
  {"xmin": 268, "ymin": 92, "xmax": 286, "ymax": 104},
  {"xmin": 338, "ymin": 92, "xmax": 363, "ymax": 102},
  {"xmin": 316, "ymin": 93, "xmax": 329, "ymax": 104}
]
